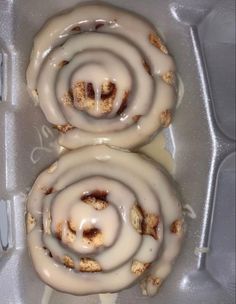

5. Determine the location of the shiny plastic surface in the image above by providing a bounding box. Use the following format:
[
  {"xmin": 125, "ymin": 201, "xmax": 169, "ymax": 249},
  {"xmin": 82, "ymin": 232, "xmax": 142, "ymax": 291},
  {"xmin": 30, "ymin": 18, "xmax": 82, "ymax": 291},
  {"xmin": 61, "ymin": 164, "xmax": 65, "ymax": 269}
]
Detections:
[{"xmin": 0, "ymin": 0, "xmax": 235, "ymax": 303}]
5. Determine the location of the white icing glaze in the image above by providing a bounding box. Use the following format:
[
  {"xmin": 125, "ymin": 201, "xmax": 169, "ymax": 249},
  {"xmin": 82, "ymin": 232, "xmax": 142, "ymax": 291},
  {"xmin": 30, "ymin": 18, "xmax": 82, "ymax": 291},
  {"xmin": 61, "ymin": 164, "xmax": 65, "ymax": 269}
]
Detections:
[
  {"xmin": 26, "ymin": 3, "xmax": 177, "ymax": 149},
  {"xmin": 30, "ymin": 126, "xmax": 55, "ymax": 164},
  {"xmin": 183, "ymin": 204, "xmax": 197, "ymax": 219},
  {"xmin": 139, "ymin": 132, "xmax": 174, "ymax": 173},
  {"xmin": 41, "ymin": 285, "xmax": 53, "ymax": 304},
  {"xmin": 27, "ymin": 145, "xmax": 183, "ymax": 295},
  {"xmin": 99, "ymin": 293, "xmax": 118, "ymax": 304}
]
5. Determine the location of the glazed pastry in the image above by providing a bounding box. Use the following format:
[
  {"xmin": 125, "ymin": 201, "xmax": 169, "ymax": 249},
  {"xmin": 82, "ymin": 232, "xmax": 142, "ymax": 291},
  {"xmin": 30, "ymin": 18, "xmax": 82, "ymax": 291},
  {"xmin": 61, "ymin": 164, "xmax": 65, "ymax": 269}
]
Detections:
[
  {"xmin": 26, "ymin": 145, "xmax": 184, "ymax": 296},
  {"xmin": 26, "ymin": 3, "xmax": 177, "ymax": 149}
]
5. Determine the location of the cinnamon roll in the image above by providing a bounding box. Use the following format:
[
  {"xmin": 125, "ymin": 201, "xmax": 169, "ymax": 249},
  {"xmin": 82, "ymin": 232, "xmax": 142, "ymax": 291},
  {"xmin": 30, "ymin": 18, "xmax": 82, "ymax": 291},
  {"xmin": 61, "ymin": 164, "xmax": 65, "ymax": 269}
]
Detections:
[
  {"xmin": 26, "ymin": 145, "xmax": 184, "ymax": 295},
  {"xmin": 26, "ymin": 3, "xmax": 177, "ymax": 149}
]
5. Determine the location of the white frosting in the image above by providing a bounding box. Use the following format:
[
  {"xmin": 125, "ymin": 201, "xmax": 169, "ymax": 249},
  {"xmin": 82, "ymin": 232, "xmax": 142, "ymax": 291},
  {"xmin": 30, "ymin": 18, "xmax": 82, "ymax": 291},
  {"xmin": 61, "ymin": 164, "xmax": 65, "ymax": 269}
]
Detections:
[
  {"xmin": 99, "ymin": 293, "xmax": 118, "ymax": 304},
  {"xmin": 27, "ymin": 145, "xmax": 183, "ymax": 295},
  {"xmin": 30, "ymin": 126, "xmax": 55, "ymax": 164},
  {"xmin": 41, "ymin": 285, "xmax": 53, "ymax": 304},
  {"xmin": 139, "ymin": 132, "xmax": 174, "ymax": 173},
  {"xmin": 183, "ymin": 204, "xmax": 197, "ymax": 219},
  {"xmin": 26, "ymin": 3, "xmax": 177, "ymax": 149}
]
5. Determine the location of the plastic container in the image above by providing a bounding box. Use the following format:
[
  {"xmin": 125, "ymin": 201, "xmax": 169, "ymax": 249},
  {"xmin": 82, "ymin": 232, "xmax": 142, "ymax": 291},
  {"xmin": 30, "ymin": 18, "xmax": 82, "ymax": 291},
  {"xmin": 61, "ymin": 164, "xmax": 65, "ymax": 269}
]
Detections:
[{"xmin": 0, "ymin": 0, "xmax": 235, "ymax": 303}]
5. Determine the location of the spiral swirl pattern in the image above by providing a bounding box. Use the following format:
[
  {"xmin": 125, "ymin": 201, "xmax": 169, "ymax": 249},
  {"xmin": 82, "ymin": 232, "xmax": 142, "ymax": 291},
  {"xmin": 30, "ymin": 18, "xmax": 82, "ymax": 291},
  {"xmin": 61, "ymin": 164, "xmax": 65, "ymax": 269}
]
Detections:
[
  {"xmin": 26, "ymin": 3, "xmax": 177, "ymax": 149},
  {"xmin": 26, "ymin": 145, "xmax": 183, "ymax": 295}
]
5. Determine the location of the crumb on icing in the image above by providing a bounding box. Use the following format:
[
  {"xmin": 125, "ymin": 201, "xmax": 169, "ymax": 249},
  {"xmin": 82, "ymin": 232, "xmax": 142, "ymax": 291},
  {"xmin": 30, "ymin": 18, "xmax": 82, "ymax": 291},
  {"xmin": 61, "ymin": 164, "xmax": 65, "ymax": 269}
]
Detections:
[
  {"xmin": 160, "ymin": 109, "xmax": 172, "ymax": 128},
  {"xmin": 131, "ymin": 204, "xmax": 160, "ymax": 240},
  {"xmin": 54, "ymin": 124, "xmax": 74, "ymax": 133},
  {"xmin": 79, "ymin": 257, "xmax": 102, "ymax": 272},
  {"xmin": 131, "ymin": 260, "xmax": 150, "ymax": 276},
  {"xmin": 170, "ymin": 219, "xmax": 183, "ymax": 235},
  {"xmin": 149, "ymin": 32, "xmax": 168, "ymax": 54},
  {"xmin": 162, "ymin": 71, "xmax": 176, "ymax": 87}
]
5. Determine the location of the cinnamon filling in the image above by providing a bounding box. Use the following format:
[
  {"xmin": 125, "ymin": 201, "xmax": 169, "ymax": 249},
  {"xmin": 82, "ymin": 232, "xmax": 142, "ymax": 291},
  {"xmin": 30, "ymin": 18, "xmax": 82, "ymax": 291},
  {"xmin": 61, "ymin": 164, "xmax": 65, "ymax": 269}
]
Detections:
[
  {"xmin": 131, "ymin": 204, "xmax": 160, "ymax": 240},
  {"xmin": 54, "ymin": 124, "xmax": 74, "ymax": 133},
  {"xmin": 81, "ymin": 190, "xmax": 109, "ymax": 210},
  {"xmin": 117, "ymin": 91, "xmax": 129, "ymax": 115}
]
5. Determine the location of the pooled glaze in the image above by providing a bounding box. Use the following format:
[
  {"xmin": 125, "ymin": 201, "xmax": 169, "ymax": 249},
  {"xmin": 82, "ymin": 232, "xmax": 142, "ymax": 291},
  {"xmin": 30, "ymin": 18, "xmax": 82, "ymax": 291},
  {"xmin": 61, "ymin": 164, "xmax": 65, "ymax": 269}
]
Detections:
[
  {"xmin": 41, "ymin": 286, "xmax": 53, "ymax": 304},
  {"xmin": 139, "ymin": 132, "xmax": 174, "ymax": 174},
  {"xmin": 99, "ymin": 293, "xmax": 118, "ymax": 304},
  {"xmin": 26, "ymin": 145, "xmax": 184, "ymax": 296},
  {"xmin": 26, "ymin": 3, "xmax": 177, "ymax": 149}
]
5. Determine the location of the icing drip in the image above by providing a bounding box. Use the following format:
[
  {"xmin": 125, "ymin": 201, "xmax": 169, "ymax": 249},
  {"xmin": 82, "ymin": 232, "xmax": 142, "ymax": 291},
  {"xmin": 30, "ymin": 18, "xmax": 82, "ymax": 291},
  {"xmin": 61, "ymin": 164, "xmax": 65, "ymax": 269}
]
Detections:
[
  {"xmin": 30, "ymin": 126, "xmax": 55, "ymax": 164},
  {"xmin": 26, "ymin": 145, "xmax": 184, "ymax": 295},
  {"xmin": 26, "ymin": 3, "xmax": 177, "ymax": 149},
  {"xmin": 41, "ymin": 285, "xmax": 53, "ymax": 304}
]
